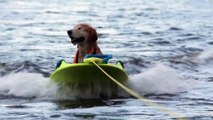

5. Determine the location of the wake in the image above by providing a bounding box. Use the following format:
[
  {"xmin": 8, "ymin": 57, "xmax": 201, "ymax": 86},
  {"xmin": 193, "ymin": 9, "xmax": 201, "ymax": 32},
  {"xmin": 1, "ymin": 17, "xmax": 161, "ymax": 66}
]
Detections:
[{"xmin": 0, "ymin": 63, "xmax": 190, "ymax": 100}]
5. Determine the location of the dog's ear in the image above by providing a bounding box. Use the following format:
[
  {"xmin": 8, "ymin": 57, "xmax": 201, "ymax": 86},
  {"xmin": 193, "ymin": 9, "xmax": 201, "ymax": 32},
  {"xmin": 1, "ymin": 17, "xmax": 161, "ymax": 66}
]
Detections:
[{"xmin": 89, "ymin": 27, "xmax": 98, "ymax": 42}]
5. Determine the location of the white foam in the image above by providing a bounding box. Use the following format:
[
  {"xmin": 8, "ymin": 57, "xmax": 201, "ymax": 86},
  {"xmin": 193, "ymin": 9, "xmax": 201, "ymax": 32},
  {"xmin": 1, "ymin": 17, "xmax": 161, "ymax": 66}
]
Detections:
[
  {"xmin": 54, "ymin": 83, "xmax": 118, "ymax": 100},
  {"xmin": 0, "ymin": 72, "xmax": 119, "ymax": 100},
  {"xmin": 127, "ymin": 63, "xmax": 189, "ymax": 95},
  {"xmin": 0, "ymin": 63, "xmax": 190, "ymax": 99},
  {"xmin": 195, "ymin": 50, "xmax": 213, "ymax": 64},
  {"xmin": 0, "ymin": 73, "xmax": 58, "ymax": 99}
]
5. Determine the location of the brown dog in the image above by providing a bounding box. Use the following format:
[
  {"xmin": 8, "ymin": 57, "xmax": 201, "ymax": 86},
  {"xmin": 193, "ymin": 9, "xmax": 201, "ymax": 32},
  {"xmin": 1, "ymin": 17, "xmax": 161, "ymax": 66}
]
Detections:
[{"xmin": 67, "ymin": 24, "xmax": 102, "ymax": 63}]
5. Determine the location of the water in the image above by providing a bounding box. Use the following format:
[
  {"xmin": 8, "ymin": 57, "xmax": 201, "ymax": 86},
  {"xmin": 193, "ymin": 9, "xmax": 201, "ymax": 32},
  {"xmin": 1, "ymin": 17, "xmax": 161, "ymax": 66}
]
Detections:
[{"xmin": 0, "ymin": 0, "xmax": 213, "ymax": 119}]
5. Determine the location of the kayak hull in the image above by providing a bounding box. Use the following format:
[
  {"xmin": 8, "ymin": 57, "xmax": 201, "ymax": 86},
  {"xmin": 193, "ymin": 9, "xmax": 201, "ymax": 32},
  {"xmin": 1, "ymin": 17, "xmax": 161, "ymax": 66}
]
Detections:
[{"xmin": 50, "ymin": 61, "xmax": 128, "ymax": 86}]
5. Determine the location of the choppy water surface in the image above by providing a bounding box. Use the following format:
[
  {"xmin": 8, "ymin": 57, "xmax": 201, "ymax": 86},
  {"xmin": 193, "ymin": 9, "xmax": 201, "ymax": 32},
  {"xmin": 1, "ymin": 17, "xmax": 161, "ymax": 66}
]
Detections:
[{"xmin": 0, "ymin": 0, "xmax": 213, "ymax": 119}]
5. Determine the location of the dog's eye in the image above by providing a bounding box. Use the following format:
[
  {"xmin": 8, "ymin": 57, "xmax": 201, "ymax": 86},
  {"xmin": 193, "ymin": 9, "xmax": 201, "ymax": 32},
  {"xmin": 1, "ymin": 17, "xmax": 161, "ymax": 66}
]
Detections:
[{"xmin": 78, "ymin": 27, "xmax": 81, "ymax": 30}]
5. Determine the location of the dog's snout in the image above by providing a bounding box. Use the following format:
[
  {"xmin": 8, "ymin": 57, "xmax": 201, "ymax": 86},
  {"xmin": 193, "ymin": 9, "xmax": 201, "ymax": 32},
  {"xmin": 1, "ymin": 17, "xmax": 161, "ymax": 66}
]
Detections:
[{"xmin": 67, "ymin": 30, "xmax": 72, "ymax": 35}]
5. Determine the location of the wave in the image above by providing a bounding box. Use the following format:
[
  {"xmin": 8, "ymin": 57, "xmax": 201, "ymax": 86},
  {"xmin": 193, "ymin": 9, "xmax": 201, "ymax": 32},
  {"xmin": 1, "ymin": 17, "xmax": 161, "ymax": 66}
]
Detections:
[
  {"xmin": 0, "ymin": 61, "xmax": 51, "ymax": 77},
  {"xmin": 0, "ymin": 73, "xmax": 58, "ymax": 99},
  {"xmin": 169, "ymin": 49, "xmax": 213, "ymax": 69},
  {"xmin": 0, "ymin": 72, "xmax": 125, "ymax": 100},
  {"xmin": 193, "ymin": 50, "xmax": 213, "ymax": 64},
  {"xmin": 127, "ymin": 63, "xmax": 190, "ymax": 95},
  {"xmin": 0, "ymin": 61, "xmax": 193, "ymax": 100}
]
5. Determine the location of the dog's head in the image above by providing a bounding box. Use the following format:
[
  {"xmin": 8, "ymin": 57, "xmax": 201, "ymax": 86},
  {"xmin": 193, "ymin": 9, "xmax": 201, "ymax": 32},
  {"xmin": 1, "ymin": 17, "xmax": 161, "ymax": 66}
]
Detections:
[{"xmin": 67, "ymin": 24, "xmax": 98, "ymax": 46}]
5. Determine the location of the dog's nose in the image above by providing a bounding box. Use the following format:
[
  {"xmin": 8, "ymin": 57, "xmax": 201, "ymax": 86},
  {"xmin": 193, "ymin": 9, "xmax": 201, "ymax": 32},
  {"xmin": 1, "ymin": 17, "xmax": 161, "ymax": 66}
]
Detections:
[{"xmin": 67, "ymin": 30, "xmax": 72, "ymax": 35}]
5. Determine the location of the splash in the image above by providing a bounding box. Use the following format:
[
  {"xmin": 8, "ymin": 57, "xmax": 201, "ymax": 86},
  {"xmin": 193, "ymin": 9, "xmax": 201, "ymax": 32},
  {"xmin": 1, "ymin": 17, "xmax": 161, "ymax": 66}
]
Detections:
[
  {"xmin": 0, "ymin": 73, "xmax": 58, "ymax": 99},
  {"xmin": 55, "ymin": 83, "xmax": 119, "ymax": 100},
  {"xmin": 0, "ymin": 63, "xmax": 190, "ymax": 99},
  {"xmin": 194, "ymin": 50, "xmax": 213, "ymax": 64},
  {"xmin": 0, "ymin": 72, "xmax": 120, "ymax": 100},
  {"xmin": 127, "ymin": 63, "xmax": 189, "ymax": 95},
  {"xmin": 179, "ymin": 49, "xmax": 213, "ymax": 65}
]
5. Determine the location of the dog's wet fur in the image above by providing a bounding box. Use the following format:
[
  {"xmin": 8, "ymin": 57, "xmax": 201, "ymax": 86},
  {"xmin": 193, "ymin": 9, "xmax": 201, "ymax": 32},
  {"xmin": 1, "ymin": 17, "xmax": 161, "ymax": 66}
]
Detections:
[{"xmin": 67, "ymin": 24, "xmax": 102, "ymax": 63}]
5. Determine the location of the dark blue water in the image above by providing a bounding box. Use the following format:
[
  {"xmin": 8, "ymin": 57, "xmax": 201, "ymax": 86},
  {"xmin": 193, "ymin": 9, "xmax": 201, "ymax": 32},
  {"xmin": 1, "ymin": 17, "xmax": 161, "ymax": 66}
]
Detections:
[{"xmin": 0, "ymin": 0, "xmax": 213, "ymax": 119}]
